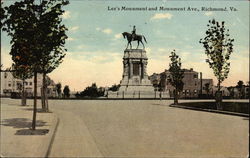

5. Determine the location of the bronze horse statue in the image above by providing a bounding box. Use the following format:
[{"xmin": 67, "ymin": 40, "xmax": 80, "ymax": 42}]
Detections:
[{"xmin": 122, "ymin": 32, "xmax": 147, "ymax": 49}]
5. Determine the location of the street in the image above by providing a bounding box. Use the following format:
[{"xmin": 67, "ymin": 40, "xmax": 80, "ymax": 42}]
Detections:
[{"xmin": 47, "ymin": 99, "xmax": 248, "ymax": 157}]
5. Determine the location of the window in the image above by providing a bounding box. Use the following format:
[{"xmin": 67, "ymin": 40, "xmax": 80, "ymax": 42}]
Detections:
[
  {"xmin": 4, "ymin": 73, "xmax": 7, "ymax": 78},
  {"xmin": 30, "ymin": 82, "xmax": 32, "ymax": 86},
  {"xmin": 133, "ymin": 63, "xmax": 139, "ymax": 75},
  {"xmin": 8, "ymin": 84, "xmax": 11, "ymax": 87},
  {"xmin": 193, "ymin": 74, "xmax": 198, "ymax": 79}
]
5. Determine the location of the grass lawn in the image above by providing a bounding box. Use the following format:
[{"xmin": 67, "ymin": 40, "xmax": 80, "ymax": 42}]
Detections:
[{"xmin": 177, "ymin": 102, "xmax": 249, "ymax": 114}]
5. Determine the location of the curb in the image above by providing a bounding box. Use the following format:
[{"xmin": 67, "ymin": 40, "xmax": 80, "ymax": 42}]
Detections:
[
  {"xmin": 45, "ymin": 115, "xmax": 60, "ymax": 158},
  {"xmin": 170, "ymin": 104, "xmax": 249, "ymax": 117}
]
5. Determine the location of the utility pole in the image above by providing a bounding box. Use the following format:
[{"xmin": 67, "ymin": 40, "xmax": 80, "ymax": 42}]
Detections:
[{"xmin": 200, "ymin": 72, "xmax": 203, "ymax": 97}]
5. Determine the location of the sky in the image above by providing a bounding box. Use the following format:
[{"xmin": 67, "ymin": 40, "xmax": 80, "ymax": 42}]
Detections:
[{"xmin": 1, "ymin": 0, "xmax": 249, "ymax": 91}]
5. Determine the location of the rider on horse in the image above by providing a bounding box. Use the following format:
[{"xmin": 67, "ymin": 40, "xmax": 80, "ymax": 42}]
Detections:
[{"xmin": 131, "ymin": 25, "xmax": 136, "ymax": 40}]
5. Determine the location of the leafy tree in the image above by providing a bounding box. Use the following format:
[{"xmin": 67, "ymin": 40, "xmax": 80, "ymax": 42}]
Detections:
[
  {"xmin": 3, "ymin": 0, "xmax": 43, "ymax": 130},
  {"xmin": 36, "ymin": 0, "xmax": 69, "ymax": 112},
  {"xmin": 204, "ymin": 83, "xmax": 210, "ymax": 97},
  {"xmin": 55, "ymin": 83, "xmax": 62, "ymax": 98},
  {"xmin": 158, "ymin": 72, "xmax": 167, "ymax": 100},
  {"xmin": 63, "ymin": 85, "xmax": 70, "ymax": 98},
  {"xmin": 168, "ymin": 50, "xmax": 184, "ymax": 104},
  {"xmin": 200, "ymin": 19, "xmax": 234, "ymax": 109},
  {"xmin": 108, "ymin": 84, "xmax": 120, "ymax": 91},
  {"xmin": 227, "ymin": 86, "xmax": 235, "ymax": 99},
  {"xmin": 236, "ymin": 80, "xmax": 244, "ymax": 98},
  {"xmin": 0, "ymin": 1, "xmax": 5, "ymax": 29},
  {"xmin": 3, "ymin": 0, "xmax": 69, "ymax": 129},
  {"xmin": 80, "ymin": 83, "xmax": 104, "ymax": 98},
  {"xmin": 152, "ymin": 79, "xmax": 159, "ymax": 90},
  {"xmin": 158, "ymin": 72, "xmax": 167, "ymax": 91}
]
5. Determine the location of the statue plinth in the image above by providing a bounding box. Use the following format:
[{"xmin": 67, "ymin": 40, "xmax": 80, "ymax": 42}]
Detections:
[{"xmin": 119, "ymin": 49, "xmax": 154, "ymax": 92}]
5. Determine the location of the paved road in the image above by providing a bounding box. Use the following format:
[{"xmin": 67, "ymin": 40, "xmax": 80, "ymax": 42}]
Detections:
[{"xmin": 48, "ymin": 99, "xmax": 249, "ymax": 157}]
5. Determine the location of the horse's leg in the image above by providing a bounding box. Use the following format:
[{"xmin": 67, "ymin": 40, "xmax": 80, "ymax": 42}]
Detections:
[
  {"xmin": 129, "ymin": 42, "xmax": 132, "ymax": 49},
  {"xmin": 137, "ymin": 40, "xmax": 139, "ymax": 49},
  {"xmin": 141, "ymin": 41, "xmax": 145, "ymax": 49}
]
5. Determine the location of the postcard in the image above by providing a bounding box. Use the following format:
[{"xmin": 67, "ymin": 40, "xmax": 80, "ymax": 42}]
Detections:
[{"xmin": 1, "ymin": 0, "xmax": 249, "ymax": 157}]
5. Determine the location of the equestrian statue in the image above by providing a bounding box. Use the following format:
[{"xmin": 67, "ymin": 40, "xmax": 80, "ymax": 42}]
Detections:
[{"xmin": 122, "ymin": 25, "xmax": 147, "ymax": 49}]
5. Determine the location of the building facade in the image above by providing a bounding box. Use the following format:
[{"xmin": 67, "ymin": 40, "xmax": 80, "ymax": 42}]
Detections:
[
  {"xmin": 149, "ymin": 68, "xmax": 213, "ymax": 98},
  {"xmin": 1, "ymin": 71, "xmax": 56, "ymax": 97}
]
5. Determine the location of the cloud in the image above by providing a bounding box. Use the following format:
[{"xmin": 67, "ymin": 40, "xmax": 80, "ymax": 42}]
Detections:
[
  {"xmin": 158, "ymin": 48, "xmax": 166, "ymax": 52},
  {"xmin": 96, "ymin": 27, "xmax": 113, "ymax": 35},
  {"xmin": 102, "ymin": 28, "xmax": 112, "ymax": 34},
  {"xmin": 48, "ymin": 51, "xmax": 123, "ymax": 91},
  {"xmin": 62, "ymin": 11, "xmax": 71, "ymax": 19},
  {"xmin": 69, "ymin": 26, "xmax": 79, "ymax": 32},
  {"xmin": 77, "ymin": 45, "xmax": 86, "ymax": 50},
  {"xmin": 204, "ymin": 12, "xmax": 213, "ymax": 16},
  {"xmin": 114, "ymin": 33, "xmax": 122, "ymax": 39},
  {"xmin": 151, "ymin": 13, "xmax": 173, "ymax": 20},
  {"xmin": 66, "ymin": 37, "xmax": 75, "ymax": 41}
]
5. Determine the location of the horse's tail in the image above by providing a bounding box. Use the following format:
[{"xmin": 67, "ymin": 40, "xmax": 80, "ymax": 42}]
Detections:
[{"xmin": 143, "ymin": 36, "xmax": 147, "ymax": 43}]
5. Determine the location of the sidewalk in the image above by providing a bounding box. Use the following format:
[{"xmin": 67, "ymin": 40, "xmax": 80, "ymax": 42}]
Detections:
[{"xmin": 0, "ymin": 99, "xmax": 58, "ymax": 157}]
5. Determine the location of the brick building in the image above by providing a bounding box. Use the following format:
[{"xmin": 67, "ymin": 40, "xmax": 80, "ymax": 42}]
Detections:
[
  {"xmin": 149, "ymin": 68, "xmax": 213, "ymax": 98},
  {"xmin": 1, "ymin": 71, "xmax": 56, "ymax": 97}
]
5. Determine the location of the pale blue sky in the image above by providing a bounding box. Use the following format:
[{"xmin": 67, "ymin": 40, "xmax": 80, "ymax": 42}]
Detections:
[{"xmin": 1, "ymin": 0, "xmax": 249, "ymax": 91}]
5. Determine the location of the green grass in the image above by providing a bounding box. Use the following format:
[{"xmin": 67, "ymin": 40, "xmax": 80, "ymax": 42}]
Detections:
[{"xmin": 178, "ymin": 102, "xmax": 249, "ymax": 114}]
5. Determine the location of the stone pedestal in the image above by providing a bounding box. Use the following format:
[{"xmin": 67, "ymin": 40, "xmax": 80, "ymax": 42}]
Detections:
[{"xmin": 119, "ymin": 49, "xmax": 154, "ymax": 92}]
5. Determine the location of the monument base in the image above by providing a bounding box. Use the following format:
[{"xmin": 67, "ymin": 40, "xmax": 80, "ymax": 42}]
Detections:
[
  {"xmin": 119, "ymin": 76, "xmax": 154, "ymax": 92},
  {"xmin": 107, "ymin": 48, "xmax": 169, "ymax": 98},
  {"xmin": 118, "ymin": 49, "xmax": 154, "ymax": 93}
]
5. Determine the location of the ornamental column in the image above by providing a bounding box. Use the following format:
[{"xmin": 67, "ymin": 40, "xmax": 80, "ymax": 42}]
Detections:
[{"xmin": 129, "ymin": 60, "xmax": 133, "ymax": 78}]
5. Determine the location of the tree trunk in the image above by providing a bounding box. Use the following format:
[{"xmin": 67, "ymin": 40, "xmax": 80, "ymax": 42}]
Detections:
[
  {"xmin": 32, "ymin": 72, "xmax": 37, "ymax": 130},
  {"xmin": 160, "ymin": 91, "xmax": 162, "ymax": 101},
  {"xmin": 41, "ymin": 73, "xmax": 46, "ymax": 111},
  {"xmin": 45, "ymin": 85, "xmax": 49, "ymax": 112},
  {"xmin": 21, "ymin": 79, "xmax": 26, "ymax": 106},
  {"xmin": 216, "ymin": 81, "xmax": 222, "ymax": 110},
  {"xmin": 174, "ymin": 89, "xmax": 178, "ymax": 104}
]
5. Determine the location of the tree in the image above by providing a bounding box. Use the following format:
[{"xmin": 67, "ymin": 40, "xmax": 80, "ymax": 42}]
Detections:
[
  {"xmin": 236, "ymin": 80, "xmax": 244, "ymax": 98},
  {"xmin": 200, "ymin": 19, "xmax": 234, "ymax": 110},
  {"xmin": 3, "ymin": 0, "xmax": 69, "ymax": 129},
  {"xmin": 108, "ymin": 84, "xmax": 120, "ymax": 91},
  {"xmin": 55, "ymin": 83, "xmax": 62, "ymax": 98},
  {"xmin": 158, "ymin": 72, "xmax": 167, "ymax": 100},
  {"xmin": 169, "ymin": 50, "xmax": 184, "ymax": 104},
  {"xmin": 79, "ymin": 83, "xmax": 104, "ymax": 98},
  {"xmin": 36, "ymin": 0, "xmax": 69, "ymax": 112},
  {"xmin": 152, "ymin": 79, "xmax": 159, "ymax": 91},
  {"xmin": 0, "ymin": 1, "xmax": 5, "ymax": 29},
  {"xmin": 204, "ymin": 83, "xmax": 210, "ymax": 97},
  {"xmin": 3, "ymin": 0, "xmax": 43, "ymax": 130},
  {"xmin": 63, "ymin": 85, "xmax": 70, "ymax": 98}
]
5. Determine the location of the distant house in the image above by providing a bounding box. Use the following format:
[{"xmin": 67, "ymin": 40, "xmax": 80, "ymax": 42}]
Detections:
[
  {"xmin": 1, "ymin": 71, "xmax": 56, "ymax": 97},
  {"xmin": 149, "ymin": 68, "xmax": 213, "ymax": 98},
  {"xmin": 227, "ymin": 85, "xmax": 249, "ymax": 99}
]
